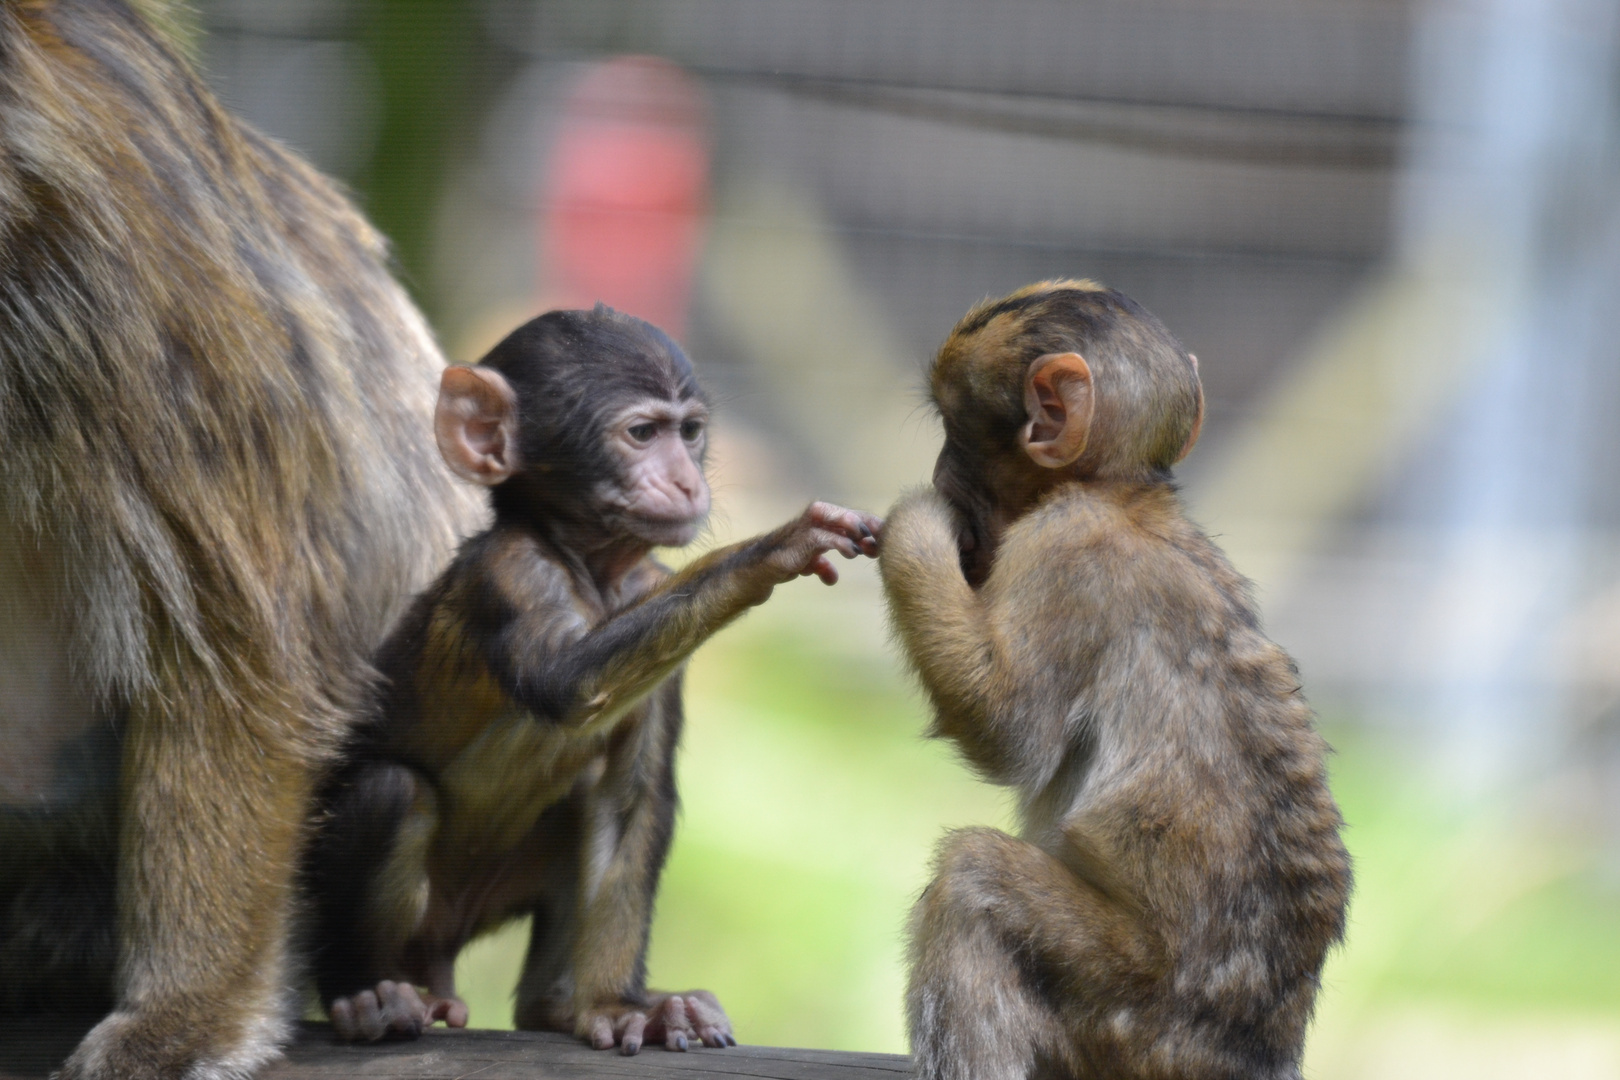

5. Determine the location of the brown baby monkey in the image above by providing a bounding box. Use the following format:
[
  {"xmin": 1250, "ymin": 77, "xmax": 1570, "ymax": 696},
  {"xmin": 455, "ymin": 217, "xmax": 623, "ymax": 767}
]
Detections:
[
  {"xmin": 306, "ymin": 305, "xmax": 881, "ymax": 1054},
  {"xmin": 880, "ymin": 281, "xmax": 1350, "ymax": 1080}
]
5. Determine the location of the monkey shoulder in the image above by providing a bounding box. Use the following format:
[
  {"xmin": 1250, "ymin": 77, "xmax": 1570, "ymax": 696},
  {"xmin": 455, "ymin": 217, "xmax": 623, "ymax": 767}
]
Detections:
[
  {"xmin": 379, "ymin": 530, "xmax": 589, "ymax": 745},
  {"xmin": 448, "ymin": 527, "xmax": 591, "ymax": 626},
  {"xmin": 996, "ymin": 484, "xmax": 1155, "ymax": 590},
  {"xmin": 1022, "ymin": 484, "xmax": 1252, "ymax": 605}
]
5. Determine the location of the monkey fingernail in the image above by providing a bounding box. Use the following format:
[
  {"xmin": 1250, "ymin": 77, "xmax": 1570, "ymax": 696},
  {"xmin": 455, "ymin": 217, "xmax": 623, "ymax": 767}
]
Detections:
[
  {"xmin": 674, "ymin": 1033, "xmax": 689, "ymax": 1051},
  {"xmin": 622, "ymin": 1038, "xmax": 641, "ymax": 1055}
]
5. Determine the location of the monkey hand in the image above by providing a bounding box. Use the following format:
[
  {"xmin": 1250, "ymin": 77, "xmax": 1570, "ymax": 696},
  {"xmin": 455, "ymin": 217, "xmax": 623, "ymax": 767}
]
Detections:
[
  {"xmin": 579, "ymin": 990, "xmax": 735, "ymax": 1055},
  {"xmin": 758, "ymin": 501, "xmax": 883, "ymax": 587},
  {"xmin": 329, "ymin": 980, "xmax": 469, "ymax": 1042}
]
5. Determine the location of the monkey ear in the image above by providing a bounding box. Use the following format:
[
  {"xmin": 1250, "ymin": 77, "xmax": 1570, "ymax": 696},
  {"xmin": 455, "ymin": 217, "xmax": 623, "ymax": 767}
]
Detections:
[
  {"xmin": 1175, "ymin": 379, "xmax": 1205, "ymax": 463},
  {"xmin": 436, "ymin": 365, "xmax": 520, "ymax": 485},
  {"xmin": 1019, "ymin": 352, "xmax": 1094, "ymax": 469}
]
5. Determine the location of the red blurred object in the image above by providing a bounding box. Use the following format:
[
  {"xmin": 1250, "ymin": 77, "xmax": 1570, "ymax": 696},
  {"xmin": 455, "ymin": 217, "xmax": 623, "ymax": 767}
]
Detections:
[{"xmin": 538, "ymin": 56, "xmax": 710, "ymax": 341}]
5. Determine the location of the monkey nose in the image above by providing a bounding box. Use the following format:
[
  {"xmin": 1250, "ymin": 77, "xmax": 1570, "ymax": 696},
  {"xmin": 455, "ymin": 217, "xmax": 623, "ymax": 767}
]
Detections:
[{"xmin": 673, "ymin": 462, "xmax": 704, "ymax": 499}]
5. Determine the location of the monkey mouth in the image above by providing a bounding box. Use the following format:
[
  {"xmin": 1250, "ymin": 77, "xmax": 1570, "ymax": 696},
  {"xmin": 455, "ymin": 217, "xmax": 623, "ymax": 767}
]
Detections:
[{"xmin": 632, "ymin": 514, "xmax": 706, "ymax": 547}]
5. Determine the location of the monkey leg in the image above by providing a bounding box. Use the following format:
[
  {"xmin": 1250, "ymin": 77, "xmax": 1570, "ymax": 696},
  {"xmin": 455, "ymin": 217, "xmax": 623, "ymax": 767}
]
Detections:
[
  {"xmin": 310, "ymin": 761, "xmax": 454, "ymax": 1042},
  {"xmin": 58, "ymin": 683, "xmax": 327, "ymax": 1080},
  {"xmin": 511, "ymin": 795, "xmax": 586, "ymax": 1034},
  {"xmin": 907, "ymin": 827, "xmax": 1160, "ymax": 1080},
  {"xmin": 518, "ymin": 697, "xmax": 732, "ymax": 1055}
]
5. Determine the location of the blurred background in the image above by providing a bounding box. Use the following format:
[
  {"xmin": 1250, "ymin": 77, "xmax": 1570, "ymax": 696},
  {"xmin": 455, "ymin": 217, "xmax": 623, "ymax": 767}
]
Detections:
[{"xmin": 192, "ymin": 1, "xmax": 1620, "ymax": 1076}]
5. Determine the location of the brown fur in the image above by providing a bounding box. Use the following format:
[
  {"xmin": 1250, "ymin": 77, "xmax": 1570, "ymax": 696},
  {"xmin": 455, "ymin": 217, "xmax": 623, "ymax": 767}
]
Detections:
[
  {"xmin": 306, "ymin": 308, "xmax": 881, "ymax": 1053},
  {"xmin": 881, "ymin": 281, "xmax": 1350, "ymax": 1080},
  {"xmin": 0, "ymin": 1, "xmax": 484, "ymax": 1077}
]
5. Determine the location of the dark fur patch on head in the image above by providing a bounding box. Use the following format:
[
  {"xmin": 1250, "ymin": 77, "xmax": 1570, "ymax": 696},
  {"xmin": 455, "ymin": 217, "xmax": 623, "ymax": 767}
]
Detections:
[{"xmin": 934, "ymin": 280, "xmax": 1200, "ymax": 479}]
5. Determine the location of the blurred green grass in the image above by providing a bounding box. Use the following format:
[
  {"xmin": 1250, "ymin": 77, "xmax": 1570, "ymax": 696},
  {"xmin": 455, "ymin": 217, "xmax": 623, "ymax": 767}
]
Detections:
[{"xmin": 453, "ymin": 607, "xmax": 1620, "ymax": 1070}]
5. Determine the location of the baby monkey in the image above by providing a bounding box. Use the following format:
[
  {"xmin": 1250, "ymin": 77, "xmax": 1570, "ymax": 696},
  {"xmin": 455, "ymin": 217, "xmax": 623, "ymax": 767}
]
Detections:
[
  {"xmin": 308, "ymin": 305, "xmax": 881, "ymax": 1053},
  {"xmin": 881, "ymin": 282, "xmax": 1350, "ymax": 1080}
]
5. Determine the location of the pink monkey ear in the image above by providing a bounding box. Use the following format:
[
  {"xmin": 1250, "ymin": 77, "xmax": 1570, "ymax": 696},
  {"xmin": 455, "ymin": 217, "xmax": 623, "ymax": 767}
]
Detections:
[
  {"xmin": 1175, "ymin": 380, "xmax": 1205, "ymax": 463},
  {"xmin": 1018, "ymin": 352, "xmax": 1094, "ymax": 469},
  {"xmin": 435, "ymin": 366, "xmax": 520, "ymax": 485}
]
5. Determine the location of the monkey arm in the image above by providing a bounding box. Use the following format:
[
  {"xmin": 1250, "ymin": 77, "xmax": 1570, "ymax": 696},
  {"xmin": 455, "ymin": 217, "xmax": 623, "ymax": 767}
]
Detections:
[
  {"xmin": 473, "ymin": 545, "xmax": 768, "ymax": 735},
  {"xmin": 880, "ymin": 490, "xmax": 1075, "ymax": 784},
  {"xmin": 880, "ymin": 490, "xmax": 1000, "ymax": 728},
  {"xmin": 479, "ymin": 507, "xmax": 873, "ymax": 735}
]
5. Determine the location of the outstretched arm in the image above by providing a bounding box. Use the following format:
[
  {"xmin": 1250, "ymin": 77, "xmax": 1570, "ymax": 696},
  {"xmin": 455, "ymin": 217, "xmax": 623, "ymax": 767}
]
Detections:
[{"xmin": 485, "ymin": 502, "xmax": 882, "ymax": 736}]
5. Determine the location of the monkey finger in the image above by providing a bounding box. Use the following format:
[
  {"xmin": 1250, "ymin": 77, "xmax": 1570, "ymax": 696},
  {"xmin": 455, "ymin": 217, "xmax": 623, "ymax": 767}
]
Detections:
[
  {"xmin": 860, "ymin": 513, "xmax": 884, "ymax": 548},
  {"xmin": 807, "ymin": 501, "xmax": 873, "ymax": 543},
  {"xmin": 855, "ymin": 519, "xmax": 881, "ymax": 554},
  {"xmin": 800, "ymin": 501, "xmax": 868, "ymax": 544},
  {"xmin": 807, "ymin": 526, "xmax": 862, "ymax": 559},
  {"xmin": 620, "ymin": 1012, "xmax": 648, "ymax": 1056},
  {"xmin": 588, "ymin": 1013, "xmax": 616, "ymax": 1051},
  {"xmin": 809, "ymin": 553, "xmax": 839, "ymax": 585}
]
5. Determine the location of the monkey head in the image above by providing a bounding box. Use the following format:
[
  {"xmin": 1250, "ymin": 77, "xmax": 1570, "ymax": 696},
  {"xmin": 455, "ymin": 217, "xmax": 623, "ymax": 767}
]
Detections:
[
  {"xmin": 435, "ymin": 304, "xmax": 711, "ymax": 550},
  {"xmin": 929, "ymin": 279, "xmax": 1202, "ymax": 582}
]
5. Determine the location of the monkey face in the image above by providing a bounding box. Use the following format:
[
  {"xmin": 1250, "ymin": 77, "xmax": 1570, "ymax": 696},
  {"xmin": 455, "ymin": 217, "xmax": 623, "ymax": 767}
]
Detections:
[
  {"xmin": 438, "ymin": 306, "xmax": 716, "ymax": 557},
  {"xmin": 599, "ymin": 397, "xmax": 711, "ymax": 548}
]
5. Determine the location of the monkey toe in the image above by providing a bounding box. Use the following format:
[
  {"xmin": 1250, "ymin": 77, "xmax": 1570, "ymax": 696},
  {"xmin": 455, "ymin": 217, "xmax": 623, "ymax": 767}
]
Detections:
[
  {"xmin": 345, "ymin": 989, "xmax": 386, "ymax": 1041},
  {"xmin": 620, "ymin": 1012, "xmax": 648, "ymax": 1056},
  {"xmin": 657, "ymin": 995, "xmax": 694, "ymax": 1052},
  {"xmin": 680, "ymin": 989, "xmax": 734, "ymax": 1048},
  {"xmin": 331, "ymin": 982, "xmax": 434, "ymax": 1042},
  {"xmin": 426, "ymin": 994, "xmax": 469, "ymax": 1029},
  {"xmin": 329, "ymin": 997, "xmax": 357, "ymax": 1041},
  {"xmin": 376, "ymin": 980, "xmax": 429, "ymax": 1039},
  {"xmin": 588, "ymin": 1015, "xmax": 616, "ymax": 1051}
]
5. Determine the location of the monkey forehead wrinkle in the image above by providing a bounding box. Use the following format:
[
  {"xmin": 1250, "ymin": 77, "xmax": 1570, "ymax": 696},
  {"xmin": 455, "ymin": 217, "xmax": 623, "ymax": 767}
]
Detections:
[{"xmin": 605, "ymin": 398, "xmax": 708, "ymax": 428}]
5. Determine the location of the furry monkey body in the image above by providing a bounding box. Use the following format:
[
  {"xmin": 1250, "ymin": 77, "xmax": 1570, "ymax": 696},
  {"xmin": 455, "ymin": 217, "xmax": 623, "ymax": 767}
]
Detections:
[
  {"xmin": 0, "ymin": 1, "xmax": 483, "ymax": 1077},
  {"xmin": 882, "ymin": 282, "xmax": 1349, "ymax": 1080},
  {"xmin": 309, "ymin": 307, "xmax": 882, "ymax": 1053}
]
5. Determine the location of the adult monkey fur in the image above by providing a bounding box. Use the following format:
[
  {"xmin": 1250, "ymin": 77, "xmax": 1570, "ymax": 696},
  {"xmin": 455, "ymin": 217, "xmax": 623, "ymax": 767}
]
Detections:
[
  {"xmin": 0, "ymin": 1, "xmax": 484, "ymax": 1078},
  {"xmin": 880, "ymin": 281, "xmax": 1350, "ymax": 1080},
  {"xmin": 307, "ymin": 306, "xmax": 884, "ymax": 1054}
]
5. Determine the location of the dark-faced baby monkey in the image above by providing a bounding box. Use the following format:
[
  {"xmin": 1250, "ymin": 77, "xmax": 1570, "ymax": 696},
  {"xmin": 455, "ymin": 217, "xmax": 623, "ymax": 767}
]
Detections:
[
  {"xmin": 880, "ymin": 281, "xmax": 1350, "ymax": 1080},
  {"xmin": 307, "ymin": 305, "xmax": 882, "ymax": 1054}
]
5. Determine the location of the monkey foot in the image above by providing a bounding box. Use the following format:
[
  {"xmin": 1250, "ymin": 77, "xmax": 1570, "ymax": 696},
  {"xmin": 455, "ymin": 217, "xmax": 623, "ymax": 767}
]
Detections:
[
  {"xmin": 329, "ymin": 980, "xmax": 468, "ymax": 1042},
  {"xmin": 580, "ymin": 990, "xmax": 736, "ymax": 1055}
]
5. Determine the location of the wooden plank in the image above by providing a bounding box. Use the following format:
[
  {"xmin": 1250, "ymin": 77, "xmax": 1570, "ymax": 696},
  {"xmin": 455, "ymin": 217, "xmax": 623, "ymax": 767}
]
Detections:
[{"xmin": 0, "ymin": 1020, "xmax": 910, "ymax": 1080}]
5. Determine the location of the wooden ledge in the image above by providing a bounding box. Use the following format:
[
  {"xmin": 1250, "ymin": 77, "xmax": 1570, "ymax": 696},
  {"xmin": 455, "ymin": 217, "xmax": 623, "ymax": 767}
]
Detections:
[{"xmin": 0, "ymin": 1020, "xmax": 909, "ymax": 1080}]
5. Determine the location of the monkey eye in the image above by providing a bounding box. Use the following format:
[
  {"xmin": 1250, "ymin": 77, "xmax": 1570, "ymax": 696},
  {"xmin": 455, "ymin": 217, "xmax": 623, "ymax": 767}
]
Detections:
[
  {"xmin": 627, "ymin": 422, "xmax": 658, "ymax": 444},
  {"xmin": 680, "ymin": 418, "xmax": 705, "ymax": 442}
]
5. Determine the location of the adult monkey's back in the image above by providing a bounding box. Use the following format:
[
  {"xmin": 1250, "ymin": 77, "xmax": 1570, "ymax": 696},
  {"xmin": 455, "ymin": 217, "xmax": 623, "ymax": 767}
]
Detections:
[{"xmin": 0, "ymin": 2, "xmax": 485, "ymax": 1077}]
